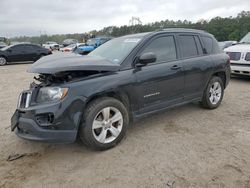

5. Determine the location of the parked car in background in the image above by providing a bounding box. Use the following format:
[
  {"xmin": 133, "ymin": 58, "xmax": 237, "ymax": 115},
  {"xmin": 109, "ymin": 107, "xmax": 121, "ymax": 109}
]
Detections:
[
  {"xmin": 219, "ymin": 41, "xmax": 237, "ymax": 50},
  {"xmin": 73, "ymin": 43, "xmax": 86, "ymax": 54},
  {"xmin": 62, "ymin": 39, "xmax": 78, "ymax": 47},
  {"xmin": 74, "ymin": 37, "xmax": 112, "ymax": 55},
  {"xmin": 60, "ymin": 43, "xmax": 85, "ymax": 52},
  {"xmin": 224, "ymin": 32, "xmax": 250, "ymax": 76},
  {"xmin": 42, "ymin": 41, "xmax": 60, "ymax": 51},
  {"xmin": 11, "ymin": 29, "xmax": 230, "ymax": 150},
  {"xmin": 0, "ymin": 43, "xmax": 52, "ymax": 66},
  {"xmin": 60, "ymin": 43, "xmax": 77, "ymax": 52},
  {"xmin": 0, "ymin": 42, "xmax": 7, "ymax": 49}
]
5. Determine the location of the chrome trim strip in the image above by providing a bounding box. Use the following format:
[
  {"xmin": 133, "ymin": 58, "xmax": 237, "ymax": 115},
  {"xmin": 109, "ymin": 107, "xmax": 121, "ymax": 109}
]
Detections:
[{"xmin": 25, "ymin": 92, "xmax": 31, "ymax": 108}]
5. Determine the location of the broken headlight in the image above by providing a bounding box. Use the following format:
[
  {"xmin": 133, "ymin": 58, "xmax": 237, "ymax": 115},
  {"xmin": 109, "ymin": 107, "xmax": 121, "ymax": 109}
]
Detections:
[{"xmin": 36, "ymin": 87, "xmax": 68, "ymax": 103}]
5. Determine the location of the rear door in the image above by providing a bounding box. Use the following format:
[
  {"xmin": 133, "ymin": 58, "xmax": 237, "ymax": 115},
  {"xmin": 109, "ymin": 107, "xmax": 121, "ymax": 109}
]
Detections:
[
  {"xmin": 133, "ymin": 34, "xmax": 185, "ymax": 114},
  {"xmin": 177, "ymin": 34, "xmax": 213, "ymax": 100}
]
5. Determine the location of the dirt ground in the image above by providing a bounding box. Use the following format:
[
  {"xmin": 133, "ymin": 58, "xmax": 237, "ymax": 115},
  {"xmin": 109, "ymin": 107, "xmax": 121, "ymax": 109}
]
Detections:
[{"xmin": 0, "ymin": 63, "xmax": 250, "ymax": 188}]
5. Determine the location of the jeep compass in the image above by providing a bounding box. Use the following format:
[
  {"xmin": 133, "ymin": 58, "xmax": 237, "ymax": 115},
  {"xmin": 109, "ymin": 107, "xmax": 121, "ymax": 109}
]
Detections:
[{"xmin": 11, "ymin": 29, "xmax": 230, "ymax": 150}]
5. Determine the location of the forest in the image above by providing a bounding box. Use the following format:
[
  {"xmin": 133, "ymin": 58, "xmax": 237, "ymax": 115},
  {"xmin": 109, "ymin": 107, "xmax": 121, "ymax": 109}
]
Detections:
[{"xmin": 11, "ymin": 10, "xmax": 250, "ymax": 44}]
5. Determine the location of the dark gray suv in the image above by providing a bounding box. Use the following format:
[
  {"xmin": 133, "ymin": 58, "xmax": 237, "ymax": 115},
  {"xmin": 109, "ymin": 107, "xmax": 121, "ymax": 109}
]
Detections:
[{"xmin": 11, "ymin": 29, "xmax": 230, "ymax": 150}]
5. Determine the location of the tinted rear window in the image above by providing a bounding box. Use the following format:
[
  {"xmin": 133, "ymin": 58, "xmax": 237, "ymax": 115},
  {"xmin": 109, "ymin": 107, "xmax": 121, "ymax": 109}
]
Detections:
[
  {"xmin": 201, "ymin": 36, "xmax": 213, "ymax": 54},
  {"xmin": 194, "ymin": 36, "xmax": 203, "ymax": 54},
  {"xmin": 179, "ymin": 35, "xmax": 198, "ymax": 58}
]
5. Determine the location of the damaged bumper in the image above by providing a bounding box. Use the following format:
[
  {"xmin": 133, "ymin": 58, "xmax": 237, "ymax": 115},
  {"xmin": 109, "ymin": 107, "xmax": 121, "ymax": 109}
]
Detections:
[
  {"xmin": 15, "ymin": 117, "xmax": 77, "ymax": 143},
  {"xmin": 11, "ymin": 87, "xmax": 87, "ymax": 143}
]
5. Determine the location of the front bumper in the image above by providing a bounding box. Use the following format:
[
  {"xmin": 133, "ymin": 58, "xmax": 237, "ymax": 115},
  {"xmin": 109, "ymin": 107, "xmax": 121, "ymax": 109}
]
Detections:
[
  {"xmin": 231, "ymin": 64, "xmax": 250, "ymax": 76},
  {"xmin": 11, "ymin": 89, "xmax": 87, "ymax": 143},
  {"xmin": 16, "ymin": 117, "xmax": 77, "ymax": 143}
]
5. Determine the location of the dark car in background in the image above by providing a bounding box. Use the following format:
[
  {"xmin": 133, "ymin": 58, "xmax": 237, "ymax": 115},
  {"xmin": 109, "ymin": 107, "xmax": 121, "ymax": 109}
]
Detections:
[
  {"xmin": 74, "ymin": 37, "xmax": 112, "ymax": 55},
  {"xmin": 62, "ymin": 39, "xmax": 78, "ymax": 47},
  {"xmin": 11, "ymin": 29, "xmax": 230, "ymax": 150},
  {"xmin": 0, "ymin": 43, "xmax": 52, "ymax": 66}
]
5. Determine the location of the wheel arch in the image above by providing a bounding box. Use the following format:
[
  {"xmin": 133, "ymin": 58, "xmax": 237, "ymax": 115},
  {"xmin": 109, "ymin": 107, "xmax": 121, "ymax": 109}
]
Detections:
[
  {"xmin": 85, "ymin": 90, "xmax": 132, "ymax": 120},
  {"xmin": 211, "ymin": 71, "xmax": 226, "ymax": 88},
  {"xmin": 0, "ymin": 55, "xmax": 8, "ymax": 62}
]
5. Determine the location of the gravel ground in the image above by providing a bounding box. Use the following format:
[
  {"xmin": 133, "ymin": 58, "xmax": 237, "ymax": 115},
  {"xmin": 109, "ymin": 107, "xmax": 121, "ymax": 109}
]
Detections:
[{"xmin": 0, "ymin": 63, "xmax": 250, "ymax": 188}]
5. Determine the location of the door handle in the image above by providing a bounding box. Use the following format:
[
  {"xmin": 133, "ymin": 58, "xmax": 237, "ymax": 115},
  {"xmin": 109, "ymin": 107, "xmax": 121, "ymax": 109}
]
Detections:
[{"xmin": 171, "ymin": 65, "xmax": 181, "ymax": 70}]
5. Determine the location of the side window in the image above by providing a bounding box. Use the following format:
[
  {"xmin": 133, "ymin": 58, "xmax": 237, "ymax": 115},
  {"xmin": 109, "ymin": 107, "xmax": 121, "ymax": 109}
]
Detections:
[
  {"xmin": 25, "ymin": 45, "xmax": 34, "ymax": 51},
  {"xmin": 179, "ymin": 35, "xmax": 198, "ymax": 58},
  {"xmin": 11, "ymin": 45, "xmax": 23, "ymax": 52},
  {"xmin": 201, "ymin": 36, "xmax": 213, "ymax": 54},
  {"xmin": 194, "ymin": 36, "xmax": 203, "ymax": 54},
  {"xmin": 142, "ymin": 36, "xmax": 177, "ymax": 63},
  {"xmin": 21, "ymin": 45, "xmax": 32, "ymax": 51},
  {"xmin": 29, "ymin": 45, "xmax": 40, "ymax": 51}
]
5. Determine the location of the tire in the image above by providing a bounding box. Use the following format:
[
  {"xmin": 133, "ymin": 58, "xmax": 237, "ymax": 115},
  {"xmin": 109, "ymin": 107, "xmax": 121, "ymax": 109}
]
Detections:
[
  {"xmin": 79, "ymin": 97, "xmax": 129, "ymax": 150},
  {"xmin": 0, "ymin": 56, "xmax": 7, "ymax": 66},
  {"xmin": 201, "ymin": 76, "xmax": 224, "ymax": 109}
]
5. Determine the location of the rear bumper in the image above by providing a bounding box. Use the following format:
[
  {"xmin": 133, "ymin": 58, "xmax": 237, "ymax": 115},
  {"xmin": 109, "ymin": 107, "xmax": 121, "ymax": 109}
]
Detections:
[
  {"xmin": 231, "ymin": 65, "xmax": 250, "ymax": 76},
  {"xmin": 16, "ymin": 117, "xmax": 77, "ymax": 143}
]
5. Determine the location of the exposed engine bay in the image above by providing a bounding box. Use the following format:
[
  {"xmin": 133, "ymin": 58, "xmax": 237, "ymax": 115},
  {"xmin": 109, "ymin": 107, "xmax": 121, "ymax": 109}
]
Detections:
[{"xmin": 32, "ymin": 70, "xmax": 107, "ymax": 86}]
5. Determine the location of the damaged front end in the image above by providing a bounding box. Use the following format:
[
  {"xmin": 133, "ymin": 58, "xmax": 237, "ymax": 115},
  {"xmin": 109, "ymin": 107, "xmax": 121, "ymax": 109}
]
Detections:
[
  {"xmin": 32, "ymin": 70, "xmax": 106, "ymax": 86},
  {"xmin": 11, "ymin": 68, "xmax": 114, "ymax": 143},
  {"xmin": 11, "ymin": 53, "xmax": 121, "ymax": 142}
]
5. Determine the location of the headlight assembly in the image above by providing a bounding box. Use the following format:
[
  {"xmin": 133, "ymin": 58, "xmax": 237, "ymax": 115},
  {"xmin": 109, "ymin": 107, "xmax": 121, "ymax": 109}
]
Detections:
[{"xmin": 36, "ymin": 87, "xmax": 68, "ymax": 103}]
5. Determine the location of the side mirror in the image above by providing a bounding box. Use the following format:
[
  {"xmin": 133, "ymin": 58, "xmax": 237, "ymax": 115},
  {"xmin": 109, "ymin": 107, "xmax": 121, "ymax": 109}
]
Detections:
[
  {"xmin": 7, "ymin": 49, "xmax": 12, "ymax": 53},
  {"xmin": 136, "ymin": 52, "xmax": 157, "ymax": 67}
]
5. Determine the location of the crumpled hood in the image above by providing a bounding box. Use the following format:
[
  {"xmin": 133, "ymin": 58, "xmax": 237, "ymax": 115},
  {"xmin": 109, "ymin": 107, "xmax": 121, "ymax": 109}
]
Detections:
[{"xmin": 28, "ymin": 53, "xmax": 120, "ymax": 74}]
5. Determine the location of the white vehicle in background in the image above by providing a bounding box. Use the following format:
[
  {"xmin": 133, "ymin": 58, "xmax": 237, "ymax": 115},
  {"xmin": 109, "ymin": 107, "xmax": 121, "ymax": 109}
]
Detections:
[
  {"xmin": 60, "ymin": 43, "xmax": 85, "ymax": 52},
  {"xmin": 224, "ymin": 32, "xmax": 250, "ymax": 76},
  {"xmin": 42, "ymin": 41, "xmax": 60, "ymax": 51}
]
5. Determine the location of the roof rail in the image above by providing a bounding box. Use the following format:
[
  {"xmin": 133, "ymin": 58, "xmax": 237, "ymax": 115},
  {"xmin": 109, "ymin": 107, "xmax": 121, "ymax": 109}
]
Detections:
[{"xmin": 155, "ymin": 28, "xmax": 208, "ymax": 33}]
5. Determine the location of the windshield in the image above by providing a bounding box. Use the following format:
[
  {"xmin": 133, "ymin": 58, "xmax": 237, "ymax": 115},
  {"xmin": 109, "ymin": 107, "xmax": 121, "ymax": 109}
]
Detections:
[
  {"xmin": 66, "ymin": 44, "xmax": 76, "ymax": 48},
  {"xmin": 0, "ymin": 45, "xmax": 12, "ymax": 51},
  {"xmin": 240, "ymin": 32, "xmax": 250, "ymax": 43},
  {"xmin": 88, "ymin": 37, "xmax": 142, "ymax": 64}
]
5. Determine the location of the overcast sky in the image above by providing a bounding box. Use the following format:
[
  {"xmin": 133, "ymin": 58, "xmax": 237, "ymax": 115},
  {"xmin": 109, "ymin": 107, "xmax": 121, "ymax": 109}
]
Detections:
[{"xmin": 0, "ymin": 0, "xmax": 249, "ymax": 37}]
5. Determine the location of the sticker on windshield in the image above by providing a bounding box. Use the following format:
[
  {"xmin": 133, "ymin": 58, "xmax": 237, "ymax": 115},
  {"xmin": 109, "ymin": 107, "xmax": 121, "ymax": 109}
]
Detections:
[{"xmin": 124, "ymin": 38, "xmax": 141, "ymax": 43}]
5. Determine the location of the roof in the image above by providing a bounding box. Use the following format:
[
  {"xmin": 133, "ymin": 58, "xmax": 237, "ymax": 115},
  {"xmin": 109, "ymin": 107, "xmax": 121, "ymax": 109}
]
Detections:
[
  {"xmin": 159, "ymin": 28, "xmax": 208, "ymax": 33},
  {"xmin": 119, "ymin": 28, "xmax": 211, "ymax": 39}
]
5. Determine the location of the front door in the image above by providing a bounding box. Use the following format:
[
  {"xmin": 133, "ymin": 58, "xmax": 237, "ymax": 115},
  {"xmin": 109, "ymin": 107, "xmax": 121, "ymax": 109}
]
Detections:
[{"xmin": 133, "ymin": 35, "xmax": 185, "ymax": 114}]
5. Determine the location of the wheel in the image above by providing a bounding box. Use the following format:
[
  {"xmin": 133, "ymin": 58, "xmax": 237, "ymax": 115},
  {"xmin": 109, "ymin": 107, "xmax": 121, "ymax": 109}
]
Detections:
[
  {"xmin": 0, "ymin": 56, "xmax": 7, "ymax": 66},
  {"xmin": 201, "ymin": 76, "xmax": 224, "ymax": 109},
  {"xmin": 80, "ymin": 97, "xmax": 129, "ymax": 150}
]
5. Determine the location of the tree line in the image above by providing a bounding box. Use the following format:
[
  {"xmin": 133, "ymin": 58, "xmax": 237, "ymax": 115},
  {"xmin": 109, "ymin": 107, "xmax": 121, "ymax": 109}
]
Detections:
[{"xmin": 11, "ymin": 10, "xmax": 250, "ymax": 44}]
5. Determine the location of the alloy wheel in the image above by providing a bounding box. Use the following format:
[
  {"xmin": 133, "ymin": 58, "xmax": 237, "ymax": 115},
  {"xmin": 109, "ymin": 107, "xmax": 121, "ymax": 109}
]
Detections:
[
  {"xmin": 209, "ymin": 81, "xmax": 222, "ymax": 105},
  {"xmin": 92, "ymin": 107, "xmax": 123, "ymax": 144},
  {"xmin": 0, "ymin": 57, "xmax": 6, "ymax": 66}
]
